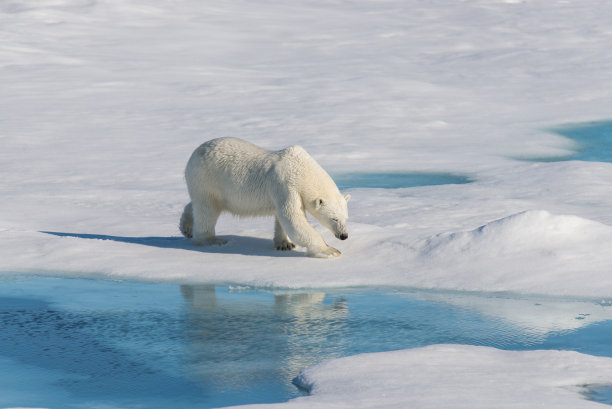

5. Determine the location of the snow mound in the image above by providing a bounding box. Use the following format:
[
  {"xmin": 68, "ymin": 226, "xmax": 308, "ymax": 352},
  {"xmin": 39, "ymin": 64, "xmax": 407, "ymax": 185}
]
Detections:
[
  {"xmin": 421, "ymin": 210, "xmax": 611, "ymax": 259},
  {"xmin": 230, "ymin": 345, "xmax": 612, "ymax": 409},
  {"xmin": 407, "ymin": 210, "xmax": 612, "ymax": 294}
]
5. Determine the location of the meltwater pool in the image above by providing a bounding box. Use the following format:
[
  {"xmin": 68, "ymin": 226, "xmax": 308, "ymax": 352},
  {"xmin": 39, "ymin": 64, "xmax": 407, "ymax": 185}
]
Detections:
[
  {"xmin": 2, "ymin": 276, "xmax": 612, "ymax": 409},
  {"xmin": 527, "ymin": 120, "xmax": 612, "ymax": 163},
  {"xmin": 332, "ymin": 172, "xmax": 471, "ymax": 190},
  {"xmin": 552, "ymin": 120, "xmax": 612, "ymax": 162}
]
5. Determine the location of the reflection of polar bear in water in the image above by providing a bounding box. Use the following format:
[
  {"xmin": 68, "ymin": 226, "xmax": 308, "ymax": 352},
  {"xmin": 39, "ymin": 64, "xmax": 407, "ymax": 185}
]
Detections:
[
  {"xmin": 180, "ymin": 285, "xmax": 348, "ymax": 386},
  {"xmin": 180, "ymin": 138, "xmax": 350, "ymax": 258}
]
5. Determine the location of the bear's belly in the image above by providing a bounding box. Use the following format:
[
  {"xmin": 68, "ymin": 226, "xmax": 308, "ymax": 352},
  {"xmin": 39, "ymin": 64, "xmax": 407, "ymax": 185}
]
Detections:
[{"xmin": 218, "ymin": 190, "xmax": 277, "ymax": 217}]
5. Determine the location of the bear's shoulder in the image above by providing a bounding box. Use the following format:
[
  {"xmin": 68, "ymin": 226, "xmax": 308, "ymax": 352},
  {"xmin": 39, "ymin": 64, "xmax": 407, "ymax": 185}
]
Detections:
[
  {"xmin": 277, "ymin": 145, "xmax": 309, "ymax": 160},
  {"xmin": 268, "ymin": 145, "xmax": 312, "ymax": 181},
  {"xmin": 274, "ymin": 145, "xmax": 315, "ymax": 171}
]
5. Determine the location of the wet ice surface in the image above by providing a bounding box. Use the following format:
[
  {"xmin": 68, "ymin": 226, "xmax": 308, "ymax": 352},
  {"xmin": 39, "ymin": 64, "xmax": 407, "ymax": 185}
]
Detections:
[{"xmin": 2, "ymin": 276, "xmax": 612, "ymax": 409}]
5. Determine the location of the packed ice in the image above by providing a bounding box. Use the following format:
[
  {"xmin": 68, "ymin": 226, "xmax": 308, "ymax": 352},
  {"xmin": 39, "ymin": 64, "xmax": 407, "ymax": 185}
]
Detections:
[{"xmin": 2, "ymin": 0, "xmax": 612, "ymax": 407}]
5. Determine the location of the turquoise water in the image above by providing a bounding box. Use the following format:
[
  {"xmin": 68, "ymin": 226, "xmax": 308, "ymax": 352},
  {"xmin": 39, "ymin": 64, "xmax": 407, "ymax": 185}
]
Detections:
[
  {"xmin": 332, "ymin": 172, "xmax": 471, "ymax": 190},
  {"xmin": 334, "ymin": 121, "xmax": 612, "ymax": 188},
  {"xmin": 552, "ymin": 120, "xmax": 612, "ymax": 162},
  {"xmin": 589, "ymin": 386, "xmax": 612, "ymax": 405},
  {"xmin": 2, "ymin": 276, "xmax": 612, "ymax": 408},
  {"xmin": 531, "ymin": 120, "xmax": 612, "ymax": 162}
]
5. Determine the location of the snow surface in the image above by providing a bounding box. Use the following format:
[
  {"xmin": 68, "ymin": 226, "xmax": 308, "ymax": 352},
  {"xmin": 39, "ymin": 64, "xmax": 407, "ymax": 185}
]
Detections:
[
  {"xmin": 228, "ymin": 345, "xmax": 612, "ymax": 409},
  {"xmin": 2, "ymin": 0, "xmax": 612, "ymax": 296},
  {"xmin": 3, "ymin": 0, "xmax": 612, "ymax": 408}
]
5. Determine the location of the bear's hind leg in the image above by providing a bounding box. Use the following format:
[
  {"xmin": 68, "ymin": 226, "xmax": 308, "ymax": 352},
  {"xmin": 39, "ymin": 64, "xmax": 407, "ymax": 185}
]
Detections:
[
  {"xmin": 274, "ymin": 217, "xmax": 296, "ymax": 251},
  {"xmin": 191, "ymin": 198, "xmax": 227, "ymax": 246},
  {"xmin": 179, "ymin": 202, "xmax": 194, "ymax": 238}
]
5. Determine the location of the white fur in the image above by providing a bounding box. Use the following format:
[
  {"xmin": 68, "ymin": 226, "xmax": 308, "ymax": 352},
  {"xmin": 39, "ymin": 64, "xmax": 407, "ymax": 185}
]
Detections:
[{"xmin": 180, "ymin": 137, "xmax": 350, "ymax": 258}]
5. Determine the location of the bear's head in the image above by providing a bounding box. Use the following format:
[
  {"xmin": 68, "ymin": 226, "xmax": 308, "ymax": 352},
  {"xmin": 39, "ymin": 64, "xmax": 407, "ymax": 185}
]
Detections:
[{"xmin": 310, "ymin": 193, "xmax": 351, "ymax": 240}]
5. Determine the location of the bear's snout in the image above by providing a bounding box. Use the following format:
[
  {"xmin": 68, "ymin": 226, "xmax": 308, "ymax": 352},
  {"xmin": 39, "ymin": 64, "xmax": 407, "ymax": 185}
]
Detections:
[{"xmin": 338, "ymin": 233, "xmax": 348, "ymax": 240}]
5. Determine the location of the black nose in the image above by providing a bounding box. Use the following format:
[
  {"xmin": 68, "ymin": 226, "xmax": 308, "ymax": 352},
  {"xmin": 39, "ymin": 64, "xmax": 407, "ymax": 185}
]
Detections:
[{"xmin": 339, "ymin": 233, "xmax": 348, "ymax": 240}]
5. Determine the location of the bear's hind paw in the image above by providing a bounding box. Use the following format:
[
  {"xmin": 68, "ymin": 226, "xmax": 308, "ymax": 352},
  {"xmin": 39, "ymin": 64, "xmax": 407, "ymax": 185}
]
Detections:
[{"xmin": 275, "ymin": 240, "xmax": 296, "ymax": 251}]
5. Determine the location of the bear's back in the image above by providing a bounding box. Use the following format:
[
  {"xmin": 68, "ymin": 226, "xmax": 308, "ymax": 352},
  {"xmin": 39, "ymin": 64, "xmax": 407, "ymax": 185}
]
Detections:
[
  {"xmin": 195, "ymin": 137, "xmax": 270, "ymax": 163},
  {"xmin": 186, "ymin": 138, "xmax": 278, "ymax": 216}
]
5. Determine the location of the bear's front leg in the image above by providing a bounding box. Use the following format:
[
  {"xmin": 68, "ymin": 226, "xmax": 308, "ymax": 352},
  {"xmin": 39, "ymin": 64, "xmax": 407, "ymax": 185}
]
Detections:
[
  {"xmin": 310, "ymin": 245, "xmax": 341, "ymax": 258},
  {"xmin": 274, "ymin": 217, "xmax": 296, "ymax": 251},
  {"xmin": 274, "ymin": 191, "xmax": 341, "ymax": 258}
]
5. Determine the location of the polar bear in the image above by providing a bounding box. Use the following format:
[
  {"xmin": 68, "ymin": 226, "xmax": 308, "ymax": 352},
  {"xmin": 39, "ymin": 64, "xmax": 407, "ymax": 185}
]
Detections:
[{"xmin": 180, "ymin": 137, "xmax": 350, "ymax": 258}]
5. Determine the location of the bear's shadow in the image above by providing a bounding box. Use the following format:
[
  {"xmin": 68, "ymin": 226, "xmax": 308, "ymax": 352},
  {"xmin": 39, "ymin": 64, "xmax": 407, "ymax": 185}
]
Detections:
[{"xmin": 40, "ymin": 231, "xmax": 304, "ymax": 258}]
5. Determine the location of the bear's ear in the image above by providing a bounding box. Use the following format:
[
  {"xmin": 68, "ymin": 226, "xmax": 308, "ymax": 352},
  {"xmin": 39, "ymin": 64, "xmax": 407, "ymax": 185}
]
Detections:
[
  {"xmin": 344, "ymin": 194, "xmax": 351, "ymax": 203},
  {"xmin": 315, "ymin": 198, "xmax": 324, "ymax": 209}
]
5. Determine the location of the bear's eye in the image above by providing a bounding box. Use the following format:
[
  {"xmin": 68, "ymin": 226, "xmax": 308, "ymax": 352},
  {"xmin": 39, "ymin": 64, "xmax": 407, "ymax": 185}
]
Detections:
[{"xmin": 331, "ymin": 218, "xmax": 338, "ymax": 222}]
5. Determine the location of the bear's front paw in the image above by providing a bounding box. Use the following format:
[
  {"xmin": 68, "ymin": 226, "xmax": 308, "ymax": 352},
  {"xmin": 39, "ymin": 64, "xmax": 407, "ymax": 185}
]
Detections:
[{"xmin": 308, "ymin": 246, "xmax": 341, "ymax": 258}]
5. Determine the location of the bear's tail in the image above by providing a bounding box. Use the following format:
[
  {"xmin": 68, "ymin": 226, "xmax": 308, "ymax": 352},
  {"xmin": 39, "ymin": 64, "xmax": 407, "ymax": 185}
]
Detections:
[{"xmin": 179, "ymin": 202, "xmax": 194, "ymax": 238}]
